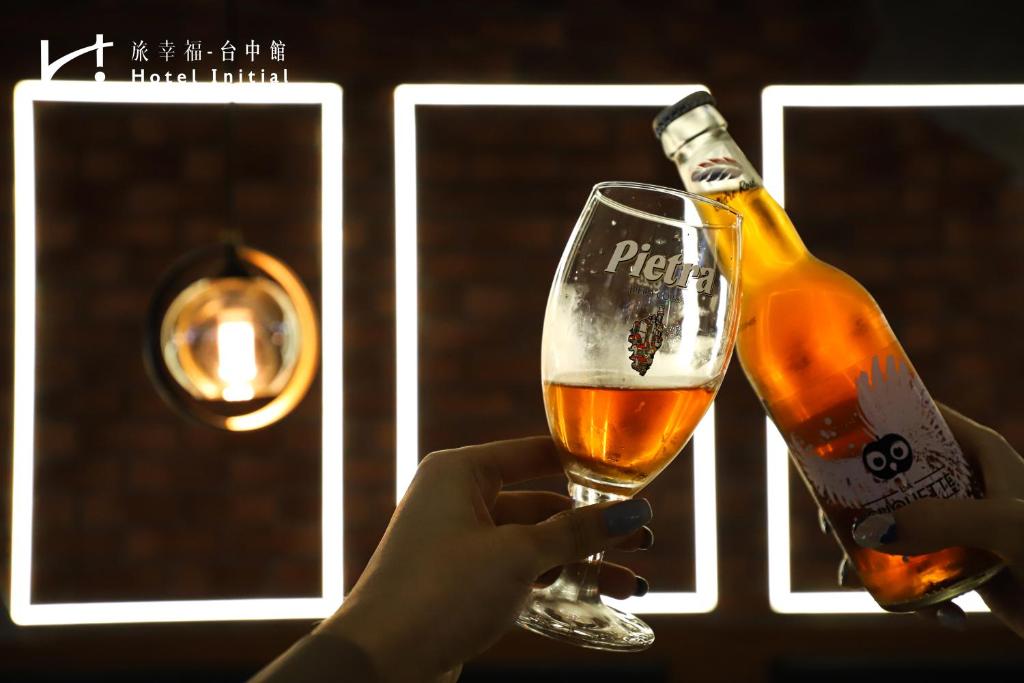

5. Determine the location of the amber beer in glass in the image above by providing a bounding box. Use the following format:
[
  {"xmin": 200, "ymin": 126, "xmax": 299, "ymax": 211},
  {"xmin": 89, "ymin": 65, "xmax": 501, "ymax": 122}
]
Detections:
[
  {"xmin": 516, "ymin": 182, "xmax": 741, "ymax": 650},
  {"xmin": 655, "ymin": 92, "xmax": 1003, "ymax": 610},
  {"xmin": 546, "ymin": 382, "xmax": 715, "ymax": 493}
]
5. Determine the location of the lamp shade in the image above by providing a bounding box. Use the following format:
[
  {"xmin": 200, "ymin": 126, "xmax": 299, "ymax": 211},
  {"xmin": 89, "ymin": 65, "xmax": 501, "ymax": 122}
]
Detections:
[{"xmin": 144, "ymin": 244, "xmax": 318, "ymax": 431}]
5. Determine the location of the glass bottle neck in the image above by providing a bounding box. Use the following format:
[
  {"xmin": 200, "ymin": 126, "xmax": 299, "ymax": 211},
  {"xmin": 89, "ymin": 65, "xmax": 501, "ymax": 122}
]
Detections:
[
  {"xmin": 670, "ymin": 127, "xmax": 763, "ymax": 195},
  {"xmin": 670, "ymin": 125, "xmax": 810, "ymax": 272}
]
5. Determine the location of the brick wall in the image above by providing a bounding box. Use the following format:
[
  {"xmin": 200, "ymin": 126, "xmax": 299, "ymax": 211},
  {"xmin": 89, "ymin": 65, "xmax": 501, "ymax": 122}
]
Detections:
[{"xmin": 32, "ymin": 102, "xmax": 323, "ymax": 601}]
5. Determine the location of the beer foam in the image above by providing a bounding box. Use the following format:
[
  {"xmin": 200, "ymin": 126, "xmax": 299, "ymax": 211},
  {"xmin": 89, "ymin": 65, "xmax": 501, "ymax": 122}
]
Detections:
[{"xmin": 542, "ymin": 282, "xmax": 723, "ymax": 389}]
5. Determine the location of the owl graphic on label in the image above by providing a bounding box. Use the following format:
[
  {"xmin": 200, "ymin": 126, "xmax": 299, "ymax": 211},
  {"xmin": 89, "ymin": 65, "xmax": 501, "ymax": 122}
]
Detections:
[{"xmin": 790, "ymin": 355, "xmax": 976, "ymax": 513}]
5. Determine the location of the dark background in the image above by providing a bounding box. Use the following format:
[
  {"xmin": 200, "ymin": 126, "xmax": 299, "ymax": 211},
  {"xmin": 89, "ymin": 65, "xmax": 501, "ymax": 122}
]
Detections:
[{"xmin": 2, "ymin": 1, "xmax": 1024, "ymax": 681}]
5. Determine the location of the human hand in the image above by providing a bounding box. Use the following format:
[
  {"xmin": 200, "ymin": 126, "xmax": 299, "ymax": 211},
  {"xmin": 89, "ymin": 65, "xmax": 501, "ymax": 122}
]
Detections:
[
  {"xmin": 318, "ymin": 436, "xmax": 654, "ymax": 681},
  {"xmin": 851, "ymin": 403, "xmax": 1024, "ymax": 637}
]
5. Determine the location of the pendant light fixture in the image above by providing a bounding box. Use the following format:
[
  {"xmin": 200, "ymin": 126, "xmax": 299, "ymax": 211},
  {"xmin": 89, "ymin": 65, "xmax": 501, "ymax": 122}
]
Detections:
[
  {"xmin": 144, "ymin": 242, "xmax": 318, "ymax": 432},
  {"xmin": 143, "ymin": 40, "xmax": 319, "ymax": 431}
]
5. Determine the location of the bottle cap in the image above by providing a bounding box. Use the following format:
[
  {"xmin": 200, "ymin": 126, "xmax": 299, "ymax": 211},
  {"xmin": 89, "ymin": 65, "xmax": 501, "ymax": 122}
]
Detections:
[{"xmin": 653, "ymin": 90, "xmax": 726, "ymax": 158}]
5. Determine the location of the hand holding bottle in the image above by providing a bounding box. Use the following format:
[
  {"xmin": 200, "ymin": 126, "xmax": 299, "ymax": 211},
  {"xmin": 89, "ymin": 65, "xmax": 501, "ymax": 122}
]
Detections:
[
  {"xmin": 656, "ymin": 91, "xmax": 1004, "ymax": 609},
  {"xmin": 851, "ymin": 404, "xmax": 1024, "ymax": 637}
]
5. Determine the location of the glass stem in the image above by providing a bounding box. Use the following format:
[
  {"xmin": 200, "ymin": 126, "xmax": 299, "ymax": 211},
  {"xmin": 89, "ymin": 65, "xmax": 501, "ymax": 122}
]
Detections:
[{"xmin": 546, "ymin": 482, "xmax": 627, "ymax": 604}]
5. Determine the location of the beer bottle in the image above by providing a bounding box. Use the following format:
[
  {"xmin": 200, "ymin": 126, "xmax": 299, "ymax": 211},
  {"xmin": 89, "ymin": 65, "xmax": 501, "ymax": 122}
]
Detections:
[{"xmin": 654, "ymin": 91, "xmax": 1003, "ymax": 610}]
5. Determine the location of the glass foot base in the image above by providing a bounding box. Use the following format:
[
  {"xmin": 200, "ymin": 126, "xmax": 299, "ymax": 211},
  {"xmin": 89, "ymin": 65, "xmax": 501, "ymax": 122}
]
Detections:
[{"xmin": 515, "ymin": 585, "xmax": 654, "ymax": 652}]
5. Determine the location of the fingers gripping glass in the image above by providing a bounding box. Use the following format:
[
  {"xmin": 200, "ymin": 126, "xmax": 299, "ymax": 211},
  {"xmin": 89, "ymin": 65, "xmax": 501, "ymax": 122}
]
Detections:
[{"xmin": 516, "ymin": 182, "xmax": 742, "ymax": 651}]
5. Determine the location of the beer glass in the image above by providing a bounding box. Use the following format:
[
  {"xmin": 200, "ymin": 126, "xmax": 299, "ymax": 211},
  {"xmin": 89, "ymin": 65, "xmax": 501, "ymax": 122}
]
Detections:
[{"xmin": 516, "ymin": 182, "xmax": 742, "ymax": 651}]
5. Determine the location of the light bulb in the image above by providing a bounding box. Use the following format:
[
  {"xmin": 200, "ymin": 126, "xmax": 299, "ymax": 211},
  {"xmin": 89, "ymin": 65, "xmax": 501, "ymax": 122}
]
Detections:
[
  {"xmin": 216, "ymin": 310, "xmax": 259, "ymax": 402},
  {"xmin": 160, "ymin": 275, "xmax": 300, "ymax": 403}
]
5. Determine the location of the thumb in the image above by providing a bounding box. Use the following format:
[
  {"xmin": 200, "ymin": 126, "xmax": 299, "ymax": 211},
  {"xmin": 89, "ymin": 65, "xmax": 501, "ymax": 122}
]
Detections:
[
  {"xmin": 519, "ymin": 498, "xmax": 652, "ymax": 573},
  {"xmin": 852, "ymin": 497, "xmax": 1024, "ymax": 565}
]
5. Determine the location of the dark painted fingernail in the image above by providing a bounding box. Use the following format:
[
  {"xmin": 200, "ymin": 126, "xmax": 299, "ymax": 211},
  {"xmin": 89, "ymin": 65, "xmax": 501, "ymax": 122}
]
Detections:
[
  {"xmin": 604, "ymin": 498, "xmax": 652, "ymax": 536},
  {"xmin": 852, "ymin": 513, "xmax": 897, "ymax": 549},
  {"xmin": 634, "ymin": 576, "xmax": 650, "ymax": 597},
  {"xmin": 936, "ymin": 603, "xmax": 967, "ymax": 632},
  {"xmin": 639, "ymin": 526, "xmax": 654, "ymax": 550}
]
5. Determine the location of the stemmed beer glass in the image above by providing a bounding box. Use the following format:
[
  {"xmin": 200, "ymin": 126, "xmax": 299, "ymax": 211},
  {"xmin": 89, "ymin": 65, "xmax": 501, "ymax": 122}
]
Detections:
[{"xmin": 516, "ymin": 182, "xmax": 742, "ymax": 651}]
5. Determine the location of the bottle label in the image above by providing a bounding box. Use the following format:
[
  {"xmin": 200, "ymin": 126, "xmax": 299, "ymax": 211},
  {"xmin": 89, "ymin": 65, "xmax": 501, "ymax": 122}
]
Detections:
[
  {"xmin": 789, "ymin": 355, "xmax": 978, "ymax": 514},
  {"xmin": 683, "ymin": 147, "xmax": 761, "ymax": 194},
  {"xmin": 690, "ymin": 156, "xmax": 744, "ymax": 183}
]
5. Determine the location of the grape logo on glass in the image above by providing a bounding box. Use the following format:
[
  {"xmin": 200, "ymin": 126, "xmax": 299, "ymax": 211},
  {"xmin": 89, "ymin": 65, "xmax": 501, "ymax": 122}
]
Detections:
[{"xmin": 40, "ymin": 34, "xmax": 289, "ymax": 83}]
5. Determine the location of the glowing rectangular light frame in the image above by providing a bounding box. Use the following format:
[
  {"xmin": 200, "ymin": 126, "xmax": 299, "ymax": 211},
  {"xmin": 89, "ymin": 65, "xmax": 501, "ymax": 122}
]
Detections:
[
  {"xmin": 761, "ymin": 84, "xmax": 1024, "ymax": 614},
  {"xmin": 10, "ymin": 79, "xmax": 344, "ymax": 625},
  {"xmin": 394, "ymin": 83, "xmax": 718, "ymax": 614}
]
